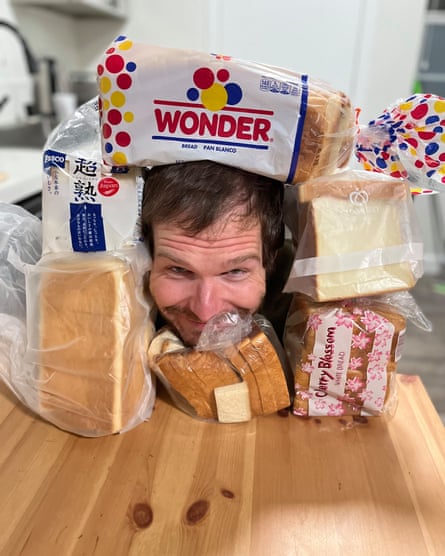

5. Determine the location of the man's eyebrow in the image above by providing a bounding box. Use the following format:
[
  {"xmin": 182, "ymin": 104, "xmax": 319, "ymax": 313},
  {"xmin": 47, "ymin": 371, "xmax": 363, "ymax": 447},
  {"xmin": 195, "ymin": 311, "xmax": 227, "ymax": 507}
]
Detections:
[
  {"xmin": 155, "ymin": 251, "xmax": 261, "ymax": 266},
  {"xmin": 226, "ymin": 254, "xmax": 262, "ymax": 266},
  {"xmin": 155, "ymin": 251, "xmax": 188, "ymax": 265}
]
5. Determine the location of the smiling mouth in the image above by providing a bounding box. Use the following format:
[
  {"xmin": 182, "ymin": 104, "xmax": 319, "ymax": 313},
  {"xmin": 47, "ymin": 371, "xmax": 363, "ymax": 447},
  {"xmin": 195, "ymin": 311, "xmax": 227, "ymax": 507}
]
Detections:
[{"xmin": 185, "ymin": 318, "xmax": 206, "ymax": 329}]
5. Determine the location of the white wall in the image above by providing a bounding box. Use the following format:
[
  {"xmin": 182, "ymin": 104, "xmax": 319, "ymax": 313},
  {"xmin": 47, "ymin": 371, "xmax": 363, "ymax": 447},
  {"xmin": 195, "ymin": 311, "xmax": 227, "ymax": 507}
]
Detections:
[
  {"xmin": 203, "ymin": 0, "xmax": 428, "ymax": 124},
  {"xmin": 12, "ymin": 0, "xmax": 428, "ymax": 122}
]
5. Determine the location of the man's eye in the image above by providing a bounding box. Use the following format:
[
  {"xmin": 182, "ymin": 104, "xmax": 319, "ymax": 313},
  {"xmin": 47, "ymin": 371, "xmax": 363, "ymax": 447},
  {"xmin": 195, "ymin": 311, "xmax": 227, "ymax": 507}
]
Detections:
[
  {"xmin": 168, "ymin": 266, "xmax": 190, "ymax": 275},
  {"xmin": 225, "ymin": 268, "xmax": 248, "ymax": 278}
]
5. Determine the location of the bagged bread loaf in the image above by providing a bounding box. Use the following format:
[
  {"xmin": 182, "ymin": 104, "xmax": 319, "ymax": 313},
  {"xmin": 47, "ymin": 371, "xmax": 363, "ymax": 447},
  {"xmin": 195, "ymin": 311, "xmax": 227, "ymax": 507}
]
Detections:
[
  {"xmin": 42, "ymin": 97, "xmax": 144, "ymax": 255},
  {"xmin": 283, "ymin": 294, "xmax": 406, "ymax": 417},
  {"xmin": 97, "ymin": 36, "xmax": 355, "ymax": 184},
  {"xmin": 355, "ymin": 93, "xmax": 445, "ymax": 195},
  {"xmin": 25, "ymin": 246, "xmax": 156, "ymax": 436},
  {"xmin": 283, "ymin": 169, "xmax": 424, "ymax": 301},
  {"xmin": 147, "ymin": 313, "xmax": 291, "ymax": 422}
]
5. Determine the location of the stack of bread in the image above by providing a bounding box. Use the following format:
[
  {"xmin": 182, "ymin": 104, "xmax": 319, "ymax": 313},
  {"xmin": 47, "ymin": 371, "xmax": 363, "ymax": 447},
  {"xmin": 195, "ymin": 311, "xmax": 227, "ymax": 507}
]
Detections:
[
  {"xmin": 282, "ymin": 168, "xmax": 425, "ymax": 418},
  {"xmin": 22, "ymin": 100, "xmax": 156, "ymax": 437},
  {"xmin": 93, "ymin": 37, "xmax": 362, "ymax": 423},
  {"xmin": 148, "ymin": 316, "xmax": 292, "ymax": 423}
]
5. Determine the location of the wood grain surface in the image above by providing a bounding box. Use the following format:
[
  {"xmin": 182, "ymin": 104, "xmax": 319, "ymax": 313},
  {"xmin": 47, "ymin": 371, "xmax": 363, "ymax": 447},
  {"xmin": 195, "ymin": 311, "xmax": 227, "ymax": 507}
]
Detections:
[{"xmin": 0, "ymin": 374, "xmax": 444, "ymax": 555}]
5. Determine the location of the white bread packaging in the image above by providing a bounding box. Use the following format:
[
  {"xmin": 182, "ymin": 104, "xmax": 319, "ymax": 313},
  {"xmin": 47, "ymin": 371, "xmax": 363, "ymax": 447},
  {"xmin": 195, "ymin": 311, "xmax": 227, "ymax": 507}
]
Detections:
[
  {"xmin": 24, "ymin": 245, "xmax": 156, "ymax": 436},
  {"xmin": 42, "ymin": 98, "xmax": 143, "ymax": 255},
  {"xmin": 283, "ymin": 169, "xmax": 424, "ymax": 301},
  {"xmin": 97, "ymin": 36, "xmax": 355, "ymax": 183}
]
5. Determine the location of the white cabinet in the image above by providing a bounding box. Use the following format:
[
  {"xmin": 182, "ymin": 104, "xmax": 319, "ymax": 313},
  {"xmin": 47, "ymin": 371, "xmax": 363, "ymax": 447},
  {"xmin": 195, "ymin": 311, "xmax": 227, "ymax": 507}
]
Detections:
[{"xmin": 12, "ymin": 0, "xmax": 126, "ymax": 19}]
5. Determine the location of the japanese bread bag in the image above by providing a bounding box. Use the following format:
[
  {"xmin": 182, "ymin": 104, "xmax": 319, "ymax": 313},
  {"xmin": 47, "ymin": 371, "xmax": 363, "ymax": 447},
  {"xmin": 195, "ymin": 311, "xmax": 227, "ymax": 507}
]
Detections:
[{"xmin": 3, "ymin": 99, "xmax": 157, "ymax": 437}]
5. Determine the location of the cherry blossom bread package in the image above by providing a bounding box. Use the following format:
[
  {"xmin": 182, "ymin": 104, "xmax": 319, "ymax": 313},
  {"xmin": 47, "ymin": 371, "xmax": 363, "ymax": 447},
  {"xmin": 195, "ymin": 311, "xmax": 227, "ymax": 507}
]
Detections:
[
  {"xmin": 148, "ymin": 313, "xmax": 292, "ymax": 423},
  {"xmin": 283, "ymin": 169, "xmax": 424, "ymax": 301},
  {"xmin": 97, "ymin": 36, "xmax": 355, "ymax": 184},
  {"xmin": 283, "ymin": 294, "xmax": 408, "ymax": 418}
]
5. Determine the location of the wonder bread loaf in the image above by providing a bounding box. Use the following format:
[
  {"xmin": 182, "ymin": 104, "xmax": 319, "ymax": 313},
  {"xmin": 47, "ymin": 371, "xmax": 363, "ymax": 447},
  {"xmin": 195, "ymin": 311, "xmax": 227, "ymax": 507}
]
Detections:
[
  {"xmin": 290, "ymin": 85, "xmax": 354, "ymax": 184},
  {"xmin": 147, "ymin": 323, "xmax": 290, "ymax": 422},
  {"xmin": 284, "ymin": 171, "xmax": 422, "ymax": 301},
  {"xmin": 97, "ymin": 37, "xmax": 355, "ymax": 184},
  {"xmin": 36, "ymin": 253, "xmax": 155, "ymax": 436},
  {"xmin": 283, "ymin": 294, "xmax": 406, "ymax": 417}
]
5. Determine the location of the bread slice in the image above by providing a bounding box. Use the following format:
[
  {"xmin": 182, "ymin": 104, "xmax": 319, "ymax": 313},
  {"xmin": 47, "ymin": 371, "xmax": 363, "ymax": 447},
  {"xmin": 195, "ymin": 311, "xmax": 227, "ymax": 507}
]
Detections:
[
  {"xmin": 284, "ymin": 294, "xmax": 406, "ymax": 416},
  {"xmin": 37, "ymin": 253, "xmax": 154, "ymax": 435},
  {"xmin": 214, "ymin": 381, "xmax": 252, "ymax": 423},
  {"xmin": 286, "ymin": 174, "xmax": 418, "ymax": 301},
  {"xmin": 235, "ymin": 327, "xmax": 290, "ymax": 415},
  {"xmin": 221, "ymin": 344, "xmax": 263, "ymax": 416},
  {"xmin": 291, "ymin": 85, "xmax": 354, "ymax": 184}
]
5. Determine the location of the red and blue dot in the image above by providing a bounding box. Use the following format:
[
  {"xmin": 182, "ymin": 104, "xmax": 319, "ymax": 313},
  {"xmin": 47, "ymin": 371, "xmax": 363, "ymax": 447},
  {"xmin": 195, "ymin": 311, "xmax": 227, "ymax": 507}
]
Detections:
[
  {"xmin": 356, "ymin": 94, "xmax": 445, "ymax": 194},
  {"xmin": 97, "ymin": 35, "xmax": 137, "ymax": 165},
  {"xmin": 187, "ymin": 66, "xmax": 242, "ymax": 112}
]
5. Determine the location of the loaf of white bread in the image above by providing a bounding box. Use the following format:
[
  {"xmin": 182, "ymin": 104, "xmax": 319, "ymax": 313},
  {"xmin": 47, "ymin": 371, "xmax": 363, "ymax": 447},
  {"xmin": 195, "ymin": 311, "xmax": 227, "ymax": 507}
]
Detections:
[
  {"xmin": 291, "ymin": 85, "xmax": 353, "ymax": 184},
  {"xmin": 97, "ymin": 37, "xmax": 355, "ymax": 184},
  {"xmin": 284, "ymin": 171, "xmax": 423, "ymax": 301},
  {"xmin": 147, "ymin": 323, "xmax": 291, "ymax": 422},
  {"xmin": 283, "ymin": 294, "xmax": 406, "ymax": 417},
  {"xmin": 31, "ymin": 252, "xmax": 156, "ymax": 436}
]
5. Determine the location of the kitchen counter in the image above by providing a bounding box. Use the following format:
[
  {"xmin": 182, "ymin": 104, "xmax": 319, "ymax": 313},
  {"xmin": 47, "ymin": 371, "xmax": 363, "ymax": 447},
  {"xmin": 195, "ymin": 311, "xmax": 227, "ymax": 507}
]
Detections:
[
  {"xmin": 0, "ymin": 147, "xmax": 42, "ymax": 203},
  {"xmin": 0, "ymin": 374, "xmax": 444, "ymax": 555}
]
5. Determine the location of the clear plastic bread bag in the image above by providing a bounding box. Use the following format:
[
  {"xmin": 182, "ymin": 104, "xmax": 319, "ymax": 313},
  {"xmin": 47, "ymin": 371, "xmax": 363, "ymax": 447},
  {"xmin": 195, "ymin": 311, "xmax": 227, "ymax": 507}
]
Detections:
[
  {"xmin": 283, "ymin": 291, "xmax": 432, "ymax": 420},
  {"xmin": 0, "ymin": 203, "xmax": 42, "ymax": 404},
  {"xmin": 42, "ymin": 96, "xmax": 144, "ymax": 256},
  {"xmin": 283, "ymin": 168, "xmax": 424, "ymax": 302},
  {"xmin": 147, "ymin": 311, "xmax": 293, "ymax": 423},
  {"xmin": 21, "ymin": 244, "xmax": 156, "ymax": 437}
]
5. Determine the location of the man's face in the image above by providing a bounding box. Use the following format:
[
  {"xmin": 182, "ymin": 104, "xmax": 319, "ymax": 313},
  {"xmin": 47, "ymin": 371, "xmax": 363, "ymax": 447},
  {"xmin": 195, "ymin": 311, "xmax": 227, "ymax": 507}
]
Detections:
[{"xmin": 149, "ymin": 211, "xmax": 266, "ymax": 346}]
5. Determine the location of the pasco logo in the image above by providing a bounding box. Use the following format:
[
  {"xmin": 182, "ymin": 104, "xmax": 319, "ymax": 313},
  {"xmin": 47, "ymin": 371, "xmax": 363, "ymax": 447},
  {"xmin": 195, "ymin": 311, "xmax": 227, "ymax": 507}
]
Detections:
[
  {"xmin": 43, "ymin": 149, "xmax": 66, "ymax": 169},
  {"xmin": 153, "ymin": 64, "xmax": 273, "ymax": 149}
]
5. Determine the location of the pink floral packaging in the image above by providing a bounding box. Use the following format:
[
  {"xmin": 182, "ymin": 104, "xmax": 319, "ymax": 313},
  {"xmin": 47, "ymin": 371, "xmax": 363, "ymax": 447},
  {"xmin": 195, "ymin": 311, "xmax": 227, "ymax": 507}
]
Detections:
[{"xmin": 283, "ymin": 293, "xmax": 429, "ymax": 418}]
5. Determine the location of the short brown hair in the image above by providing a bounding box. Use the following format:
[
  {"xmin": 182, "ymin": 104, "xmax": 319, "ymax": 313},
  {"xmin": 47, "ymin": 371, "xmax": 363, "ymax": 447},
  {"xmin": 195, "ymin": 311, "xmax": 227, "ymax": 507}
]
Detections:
[{"xmin": 141, "ymin": 160, "xmax": 284, "ymax": 273}]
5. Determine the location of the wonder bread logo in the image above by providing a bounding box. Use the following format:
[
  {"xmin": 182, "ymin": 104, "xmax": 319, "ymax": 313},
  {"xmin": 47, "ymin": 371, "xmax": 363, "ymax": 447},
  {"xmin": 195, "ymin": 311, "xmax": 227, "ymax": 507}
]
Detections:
[{"xmin": 153, "ymin": 59, "xmax": 274, "ymax": 151}]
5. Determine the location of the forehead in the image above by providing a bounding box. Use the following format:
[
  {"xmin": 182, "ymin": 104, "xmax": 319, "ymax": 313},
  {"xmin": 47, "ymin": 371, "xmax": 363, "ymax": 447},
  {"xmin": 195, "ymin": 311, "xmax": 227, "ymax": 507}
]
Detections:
[
  {"xmin": 152, "ymin": 213, "xmax": 262, "ymax": 258},
  {"xmin": 154, "ymin": 207, "xmax": 260, "ymax": 241}
]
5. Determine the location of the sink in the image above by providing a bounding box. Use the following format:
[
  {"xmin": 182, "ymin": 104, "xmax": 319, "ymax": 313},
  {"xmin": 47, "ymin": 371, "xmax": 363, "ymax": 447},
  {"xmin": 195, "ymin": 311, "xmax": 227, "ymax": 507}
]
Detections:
[
  {"xmin": 0, "ymin": 118, "xmax": 49, "ymax": 149},
  {"xmin": 0, "ymin": 148, "xmax": 43, "ymax": 203}
]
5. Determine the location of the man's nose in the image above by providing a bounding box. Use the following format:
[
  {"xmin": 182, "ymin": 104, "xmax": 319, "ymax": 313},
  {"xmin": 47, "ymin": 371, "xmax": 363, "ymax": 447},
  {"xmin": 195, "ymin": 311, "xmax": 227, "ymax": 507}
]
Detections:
[{"xmin": 188, "ymin": 279, "xmax": 226, "ymax": 323}]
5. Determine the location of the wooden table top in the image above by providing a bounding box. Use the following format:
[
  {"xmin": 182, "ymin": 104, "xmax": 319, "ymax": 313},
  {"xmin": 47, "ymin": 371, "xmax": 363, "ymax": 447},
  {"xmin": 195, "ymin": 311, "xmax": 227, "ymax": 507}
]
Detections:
[{"xmin": 1, "ymin": 374, "xmax": 444, "ymax": 556}]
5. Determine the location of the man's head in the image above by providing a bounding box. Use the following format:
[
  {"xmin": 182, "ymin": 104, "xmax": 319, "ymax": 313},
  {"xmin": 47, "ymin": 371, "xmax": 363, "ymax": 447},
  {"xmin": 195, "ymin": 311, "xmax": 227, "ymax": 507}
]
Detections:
[{"xmin": 141, "ymin": 160, "xmax": 284, "ymax": 345}]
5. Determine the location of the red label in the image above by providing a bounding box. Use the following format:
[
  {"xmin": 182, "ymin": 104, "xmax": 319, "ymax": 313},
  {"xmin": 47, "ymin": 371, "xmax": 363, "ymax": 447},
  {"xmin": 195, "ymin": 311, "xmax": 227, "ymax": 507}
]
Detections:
[{"xmin": 98, "ymin": 177, "xmax": 120, "ymax": 197}]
